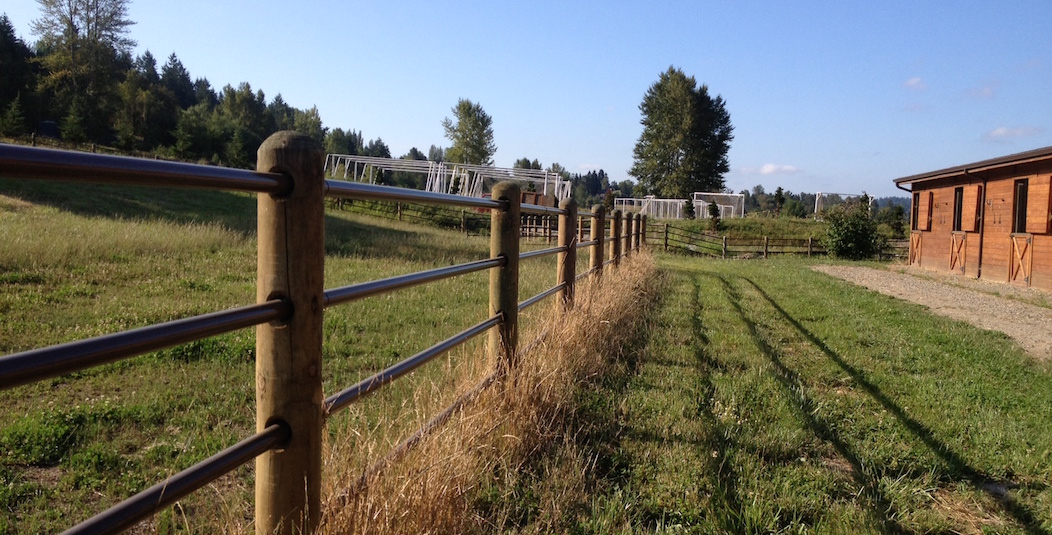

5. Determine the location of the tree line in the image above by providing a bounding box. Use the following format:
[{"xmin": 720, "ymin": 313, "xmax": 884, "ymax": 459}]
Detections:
[{"xmin": 0, "ymin": 4, "xmax": 434, "ymax": 169}]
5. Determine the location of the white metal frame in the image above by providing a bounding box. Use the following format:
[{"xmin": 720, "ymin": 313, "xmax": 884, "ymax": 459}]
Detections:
[{"xmin": 324, "ymin": 154, "xmax": 573, "ymax": 200}]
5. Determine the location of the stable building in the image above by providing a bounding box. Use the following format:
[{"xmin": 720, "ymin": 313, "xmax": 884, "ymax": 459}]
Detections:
[{"xmin": 894, "ymin": 146, "xmax": 1052, "ymax": 290}]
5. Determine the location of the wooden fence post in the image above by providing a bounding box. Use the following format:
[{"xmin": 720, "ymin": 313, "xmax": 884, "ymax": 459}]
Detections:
[
  {"xmin": 664, "ymin": 223, "xmax": 669, "ymax": 252},
  {"xmin": 610, "ymin": 209, "xmax": 622, "ymax": 266},
  {"xmin": 763, "ymin": 236, "xmax": 769, "ymax": 258},
  {"xmin": 623, "ymin": 211, "xmax": 633, "ymax": 257},
  {"xmin": 590, "ymin": 205, "xmax": 605, "ymax": 276},
  {"xmin": 722, "ymin": 236, "xmax": 728, "ymax": 259},
  {"xmin": 808, "ymin": 237, "xmax": 813, "ymax": 257},
  {"xmin": 640, "ymin": 215, "xmax": 647, "ymax": 246},
  {"xmin": 489, "ymin": 182, "xmax": 520, "ymax": 370},
  {"xmin": 255, "ymin": 132, "xmax": 325, "ymax": 535},
  {"xmin": 633, "ymin": 213, "xmax": 642, "ymax": 250},
  {"xmin": 557, "ymin": 198, "xmax": 577, "ymax": 308}
]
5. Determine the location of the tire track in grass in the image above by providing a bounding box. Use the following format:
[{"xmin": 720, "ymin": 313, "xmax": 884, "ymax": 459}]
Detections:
[
  {"xmin": 716, "ymin": 272, "xmax": 910, "ymax": 534},
  {"xmin": 616, "ymin": 265, "xmax": 745, "ymax": 532}
]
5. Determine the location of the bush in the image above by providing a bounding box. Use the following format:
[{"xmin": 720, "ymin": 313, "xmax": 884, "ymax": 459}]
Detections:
[{"xmin": 823, "ymin": 200, "xmax": 883, "ymax": 259}]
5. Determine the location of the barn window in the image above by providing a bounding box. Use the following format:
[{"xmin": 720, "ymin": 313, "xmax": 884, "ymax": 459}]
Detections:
[
  {"xmin": 952, "ymin": 187, "xmax": 964, "ymax": 231},
  {"xmin": 911, "ymin": 192, "xmax": 920, "ymax": 230},
  {"xmin": 975, "ymin": 185, "xmax": 983, "ymax": 231},
  {"xmin": 1013, "ymin": 178, "xmax": 1028, "ymax": 234},
  {"xmin": 926, "ymin": 191, "xmax": 934, "ymax": 230}
]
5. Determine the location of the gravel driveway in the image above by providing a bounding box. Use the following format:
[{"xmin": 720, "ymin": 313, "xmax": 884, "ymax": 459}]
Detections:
[{"xmin": 813, "ymin": 265, "xmax": 1052, "ymax": 361}]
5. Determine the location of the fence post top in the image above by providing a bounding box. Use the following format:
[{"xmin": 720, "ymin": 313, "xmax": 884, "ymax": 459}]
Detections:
[
  {"xmin": 591, "ymin": 204, "xmax": 605, "ymax": 216},
  {"xmin": 491, "ymin": 181, "xmax": 521, "ymax": 202},
  {"xmin": 611, "ymin": 208, "xmax": 622, "ymax": 217},
  {"xmin": 257, "ymin": 131, "xmax": 324, "ymax": 197},
  {"xmin": 559, "ymin": 197, "xmax": 577, "ymax": 211}
]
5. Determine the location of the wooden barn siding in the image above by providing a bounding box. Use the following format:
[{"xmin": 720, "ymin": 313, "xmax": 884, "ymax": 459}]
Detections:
[{"xmin": 912, "ymin": 178, "xmax": 984, "ymax": 274}]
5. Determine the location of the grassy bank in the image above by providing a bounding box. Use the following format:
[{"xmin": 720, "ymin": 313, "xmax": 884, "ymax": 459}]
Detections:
[
  {"xmin": 0, "ymin": 178, "xmax": 567, "ymax": 533},
  {"xmin": 498, "ymin": 255, "xmax": 1052, "ymax": 533}
]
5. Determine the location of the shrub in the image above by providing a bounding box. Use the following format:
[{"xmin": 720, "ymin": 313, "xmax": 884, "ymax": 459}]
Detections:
[{"xmin": 823, "ymin": 198, "xmax": 883, "ymax": 259}]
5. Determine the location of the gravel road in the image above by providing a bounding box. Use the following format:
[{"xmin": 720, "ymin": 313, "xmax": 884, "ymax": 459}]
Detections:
[{"xmin": 813, "ymin": 265, "xmax": 1052, "ymax": 361}]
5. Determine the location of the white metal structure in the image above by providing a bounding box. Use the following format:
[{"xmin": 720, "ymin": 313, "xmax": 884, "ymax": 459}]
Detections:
[
  {"xmin": 615, "ymin": 196, "xmax": 688, "ymax": 220},
  {"xmin": 324, "ymin": 154, "xmax": 573, "ymax": 200},
  {"xmin": 814, "ymin": 192, "xmax": 875, "ymax": 214},
  {"xmin": 693, "ymin": 192, "xmax": 745, "ymax": 219}
]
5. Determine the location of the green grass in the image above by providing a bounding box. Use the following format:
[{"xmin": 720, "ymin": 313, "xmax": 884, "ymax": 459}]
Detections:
[
  {"xmin": 493, "ymin": 255, "xmax": 1052, "ymax": 533},
  {"xmin": 668, "ymin": 214, "xmax": 827, "ymax": 240},
  {"xmin": 0, "ymin": 177, "xmax": 562, "ymax": 533}
]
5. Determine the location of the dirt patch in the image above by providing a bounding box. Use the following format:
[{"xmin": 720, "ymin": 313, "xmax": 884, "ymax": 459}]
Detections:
[{"xmin": 813, "ymin": 265, "xmax": 1052, "ymax": 361}]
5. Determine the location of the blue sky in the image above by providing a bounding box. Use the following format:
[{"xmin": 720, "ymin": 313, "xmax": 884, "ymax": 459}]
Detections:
[{"xmin": 5, "ymin": 1, "xmax": 1051, "ymax": 197}]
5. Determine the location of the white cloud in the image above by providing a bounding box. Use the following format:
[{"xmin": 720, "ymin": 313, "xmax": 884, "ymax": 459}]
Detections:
[
  {"xmin": 739, "ymin": 164, "xmax": 802, "ymax": 175},
  {"xmin": 982, "ymin": 126, "xmax": 1043, "ymax": 142},
  {"xmin": 759, "ymin": 164, "xmax": 802, "ymax": 175},
  {"xmin": 904, "ymin": 77, "xmax": 926, "ymax": 90}
]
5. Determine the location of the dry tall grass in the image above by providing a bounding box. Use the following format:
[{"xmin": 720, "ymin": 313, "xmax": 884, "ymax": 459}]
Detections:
[{"xmin": 319, "ymin": 251, "xmax": 658, "ymax": 534}]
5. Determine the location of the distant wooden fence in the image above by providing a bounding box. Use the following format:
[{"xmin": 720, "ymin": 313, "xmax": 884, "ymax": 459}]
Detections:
[
  {"xmin": 652, "ymin": 223, "xmax": 909, "ymax": 260},
  {"xmin": 0, "ymin": 133, "xmax": 647, "ymax": 534}
]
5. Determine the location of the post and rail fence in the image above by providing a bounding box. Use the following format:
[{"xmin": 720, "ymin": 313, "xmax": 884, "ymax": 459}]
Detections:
[{"xmin": 0, "ymin": 133, "xmax": 647, "ymax": 535}]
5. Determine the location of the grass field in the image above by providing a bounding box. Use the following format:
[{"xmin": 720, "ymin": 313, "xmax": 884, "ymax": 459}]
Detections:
[
  {"xmin": 488, "ymin": 255, "xmax": 1052, "ymax": 533},
  {"xmin": 0, "ymin": 177, "xmax": 579, "ymax": 533}
]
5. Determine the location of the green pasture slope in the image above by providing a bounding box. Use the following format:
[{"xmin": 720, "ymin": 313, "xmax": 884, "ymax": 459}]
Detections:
[
  {"xmin": 0, "ymin": 177, "xmax": 561, "ymax": 533},
  {"xmin": 544, "ymin": 256, "xmax": 1052, "ymax": 533}
]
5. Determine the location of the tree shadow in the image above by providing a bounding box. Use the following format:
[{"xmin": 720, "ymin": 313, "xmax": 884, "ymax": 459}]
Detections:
[
  {"xmin": 716, "ymin": 273, "xmax": 909, "ymax": 534},
  {"xmin": 741, "ymin": 277, "xmax": 1048, "ymax": 534}
]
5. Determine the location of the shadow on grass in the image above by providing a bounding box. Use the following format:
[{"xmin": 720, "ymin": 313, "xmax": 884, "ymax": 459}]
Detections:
[
  {"xmin": 684, "ymin": 272, "xmax": 746, "ymax": 533},
  {"xmin": 716, "ymin": 273, "xmax": 910, "ymax": 534},
  {"xmin": 741, "ymin": 277, "xmax": 1048, "ymax": 535}
]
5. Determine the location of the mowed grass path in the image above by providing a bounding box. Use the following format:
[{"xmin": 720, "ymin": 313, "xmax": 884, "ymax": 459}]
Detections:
[{"xmin": 579, "ymin": 256, "xmax": 1052, "ymax": 533}]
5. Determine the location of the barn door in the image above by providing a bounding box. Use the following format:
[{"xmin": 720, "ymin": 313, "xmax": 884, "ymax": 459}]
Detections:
[
  {"xmin": 1009, "ymin": 233, "xmax": 1033, "ymax": 286},
  {"xmin": 949, "ymin": 232, "xmax": 966, "ymax": 274},
  {"xmin": 909, "ymin": 231, "xmax": 922, "ymax": 265}
]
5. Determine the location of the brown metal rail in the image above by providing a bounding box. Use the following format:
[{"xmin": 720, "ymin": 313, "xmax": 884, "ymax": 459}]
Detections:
[
  {"xmin": 324, "ymin": 314, "xmax": 503, "ymax": 415},
  {"xmin": 61, "ymin": 422, "xmax": 289, "ymax": 535},
  {"xmin": 0, "ymin": 300, "xmax": 290, "ymax": 390},
  {"xmin": 0, "ymin": 144, "xmax": 290, "ymax": 194}
]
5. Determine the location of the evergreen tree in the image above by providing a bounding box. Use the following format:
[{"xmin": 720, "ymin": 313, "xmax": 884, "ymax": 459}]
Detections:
[
  {"xmin": 161, "ymin": 53, "xmax": 196, "ymax": 109},
  {"xmin": 629, "ymin": 66, "xmax": 733, "ymax": 198},
  {"xmin": 0, "ymin": 15, "xmax": 36, "ymax": 112},
  {"xmin": 0, "ymin": 95, "xmax": 27, "ymax": 136}
]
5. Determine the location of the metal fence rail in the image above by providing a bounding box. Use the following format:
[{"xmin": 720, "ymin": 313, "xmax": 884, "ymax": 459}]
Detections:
[{"xmin": 0, "ymin": 134, "xmax": 648, "ymax": 535}]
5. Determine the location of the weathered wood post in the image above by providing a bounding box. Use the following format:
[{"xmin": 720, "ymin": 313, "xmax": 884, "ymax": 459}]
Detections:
[
  {"xmin": 461, "ymin": 209, "xmax": 467, "ymax": 234},
  {"xmin": 623, "ymin": 211, "xmax": 634, "ymax": 257},
  {"xmin": 633, "ymin": 213, "xmax": 642, "ymax": 250},
  {"xmin": 255, "ymin": 132, "xmax": 325, "ymax": 535},
  {"xmin": 664, "ymin": 223, "xmax": 669, "ymax": 252},
  {"xmin": 396, "ymin": 202, "xmax": 403, "ymax": 221},
  {"xmin": 635, "ymin": 212, "xmax": 643, "ymax": 245},
  {"xmin": 722, "ymin": 236, "xmax": 728, "ymax": 259},
  {"xmin": 763, "ymin": 236, "xmax": 769, "ymax": 258},
  {"xmin": 557, "ymin": 198, "xmax": 577, "ymax": 308},
  {"xmin": 590, "ymin": 205, "xmax": 605, "ymax": 276},
  {"xmin": 610, "ymin": 209, "xmax": 622, "ymax": 266},
  {"xmin": 489, "ymin": 182, "xmax": 520, "ymax": 370},
  {"xmin": 808, "ymin": 237, "xmax": 813, "ymax": 257}
]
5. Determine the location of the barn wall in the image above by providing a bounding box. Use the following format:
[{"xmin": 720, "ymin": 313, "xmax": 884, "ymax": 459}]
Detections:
[{"xmin": 907, "ymin": 164, "xmax": 1052, "ymax": 290}]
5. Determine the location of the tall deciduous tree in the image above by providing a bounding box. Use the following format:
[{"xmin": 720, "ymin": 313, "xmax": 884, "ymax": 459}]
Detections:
[
  {"xmin": 441, "ymin": 98, "xmax": 496, "ymax": 165},
  {"xmin": 629, "ymin": 66, "xmax": 733, "ymax": 198}
]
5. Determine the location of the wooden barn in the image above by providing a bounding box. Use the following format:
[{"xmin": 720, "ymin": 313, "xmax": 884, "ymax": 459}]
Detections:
[{"xmin": 894, "ymin": 145, "xmax": 1052, "ymax": 290}]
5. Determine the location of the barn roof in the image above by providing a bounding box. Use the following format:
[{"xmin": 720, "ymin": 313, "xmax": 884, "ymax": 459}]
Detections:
[{"xmin": 893, "ymin": 145, "xmax": 1052, "ymax": 187}]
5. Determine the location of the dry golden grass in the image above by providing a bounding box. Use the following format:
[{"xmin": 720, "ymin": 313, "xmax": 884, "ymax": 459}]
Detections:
[{"xmin": 318, "ymin": 252, "xmax": 657, "ymax": 534}]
